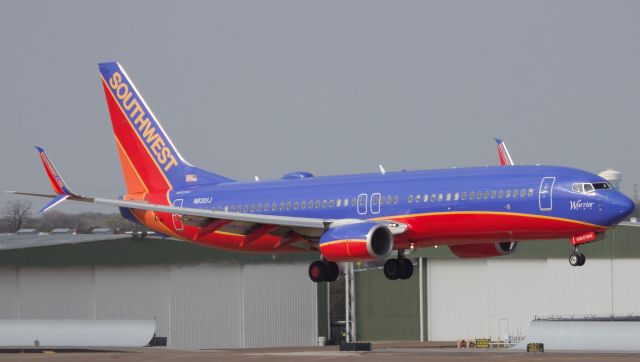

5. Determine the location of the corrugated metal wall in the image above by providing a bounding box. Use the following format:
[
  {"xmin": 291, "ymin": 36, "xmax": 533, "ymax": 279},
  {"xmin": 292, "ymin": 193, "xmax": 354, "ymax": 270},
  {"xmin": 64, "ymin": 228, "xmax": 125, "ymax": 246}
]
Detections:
[
  {"xmin": 427, "ymin": 258, "xmax": 640, "ymax": 341},
  {"xmin": 355, "ymin": 266, "xmax": 425, "ymax": 341},
  {"xmin": 0, "ymin": 263, "xmax": 317, "ymax": 349}
]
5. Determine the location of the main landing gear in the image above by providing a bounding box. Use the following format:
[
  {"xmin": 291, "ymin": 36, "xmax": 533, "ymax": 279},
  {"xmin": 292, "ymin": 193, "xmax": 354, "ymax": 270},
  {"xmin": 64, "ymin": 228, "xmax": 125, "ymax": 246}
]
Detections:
[
  {"xmin": 383, "ymin": 250, "xmax": 414, "ymax": 280},
  {"xmin": 569, "ymin": 247, "xmax": 586, "ymax": 267},
  {"xmin": 308, "ymin": 260, "xmax": 340, "ymax": 283}
]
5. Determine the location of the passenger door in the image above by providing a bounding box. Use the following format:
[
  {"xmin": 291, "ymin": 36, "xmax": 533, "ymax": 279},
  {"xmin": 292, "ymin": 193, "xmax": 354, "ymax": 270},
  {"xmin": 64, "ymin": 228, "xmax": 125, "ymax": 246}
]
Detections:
[
  {"xmin": 539, "ymin": 177, "xmax": 555, "ymax": 211},
  {"xmin": 172, "ymin": 199, "xmax": 184, "ymax": 230}
]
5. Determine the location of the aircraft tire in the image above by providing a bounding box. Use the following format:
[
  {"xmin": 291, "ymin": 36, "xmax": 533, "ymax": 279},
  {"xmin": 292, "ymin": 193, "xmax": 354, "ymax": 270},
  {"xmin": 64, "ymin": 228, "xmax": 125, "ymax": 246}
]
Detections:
[
  {"xmin": 399, "ymin": 258, "xmax": 414, "ymax": 280},
  {"xmin": 383, "ymin": 259, "xmax": 401, "ymax": 280},
  {"xmin": 325, "ymin": 261, "xmax": 340, "ymax": 282},
  {"xmin": 577, "ymin": 253, "xmax": 586, "ymax": 266},
  {"xmin": 309, "ymin": 261, "xmax": 328, "ymax": 283},
  {"xmin": 569, "ymin": 253, "xmax": 580, "ymax": 267}
]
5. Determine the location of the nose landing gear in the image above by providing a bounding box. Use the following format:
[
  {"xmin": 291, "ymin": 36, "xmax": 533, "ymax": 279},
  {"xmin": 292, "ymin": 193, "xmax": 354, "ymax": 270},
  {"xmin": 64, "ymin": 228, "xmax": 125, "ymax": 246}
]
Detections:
[
  {"xmin": 569, "ymin": 248, "xmax": 586, "ymax": 267},
  {"xmin": 568, "ymin": 232, "xmax": 600, "ymax": 267},
  {"xmin": 383, "ymin": 250, "xmax": 414, "ymax": 280}
]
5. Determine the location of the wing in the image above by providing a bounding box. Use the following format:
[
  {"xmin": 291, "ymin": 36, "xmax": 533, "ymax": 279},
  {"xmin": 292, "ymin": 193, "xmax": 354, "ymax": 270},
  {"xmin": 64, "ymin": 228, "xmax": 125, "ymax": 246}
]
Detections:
[{"xmin": 8, "ymin": 147, "xmax": 407, "ymax": 250}]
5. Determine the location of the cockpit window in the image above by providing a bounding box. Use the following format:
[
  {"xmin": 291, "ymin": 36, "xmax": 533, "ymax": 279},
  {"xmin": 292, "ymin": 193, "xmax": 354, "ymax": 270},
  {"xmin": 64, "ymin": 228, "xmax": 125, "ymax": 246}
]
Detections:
[
  {"xmin": 572, "ymin": 183, "xmax": 584, "ymax": 193},
  {"xmin": 593, "ymin": 182, "xmax": 610, "ymax": 190},
  {"xmin": 572, "ymin": 182, "xmax": 600, "ymax": 194}
]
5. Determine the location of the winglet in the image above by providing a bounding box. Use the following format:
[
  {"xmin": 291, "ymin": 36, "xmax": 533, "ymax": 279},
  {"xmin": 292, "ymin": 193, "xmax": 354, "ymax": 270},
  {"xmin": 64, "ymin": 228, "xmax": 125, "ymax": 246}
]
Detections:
[
  {"xmin": 34, "ymin": 147, "xmax": 76, "ymax": 196},
  {"xmin": 38, "ymin": 194, "xmax": 70, "ymax": 213},
  {"xmin": 494, "ymin": 138, "xmax": 514, "ymax": 166}
]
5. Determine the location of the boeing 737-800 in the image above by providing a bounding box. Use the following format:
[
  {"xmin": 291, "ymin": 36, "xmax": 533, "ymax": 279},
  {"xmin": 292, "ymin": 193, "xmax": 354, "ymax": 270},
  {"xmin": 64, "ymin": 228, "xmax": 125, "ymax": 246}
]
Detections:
[{"xmin": 9, "ymin": 62, "xmax": 635, "ymax": 283}]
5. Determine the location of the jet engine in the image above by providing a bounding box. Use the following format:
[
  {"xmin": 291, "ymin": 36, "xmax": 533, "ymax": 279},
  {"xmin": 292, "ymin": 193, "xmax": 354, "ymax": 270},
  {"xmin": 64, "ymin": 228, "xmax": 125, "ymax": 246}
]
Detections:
[
  {"xmin": 449, "ymin": 241, "xmax": 520, "ymax": 258},
  {"xmin": 319, "ymin": 221, "xmax": 394, "ymax": 262}
]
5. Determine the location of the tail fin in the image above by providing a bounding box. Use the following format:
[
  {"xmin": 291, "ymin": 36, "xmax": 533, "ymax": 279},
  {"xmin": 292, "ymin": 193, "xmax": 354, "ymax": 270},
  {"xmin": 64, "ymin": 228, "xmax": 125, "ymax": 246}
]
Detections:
[
  {"xmin": 494, "ymin": 138, "xmax": 514, "ymax": 166},
  {"xmin": 98, "ymin": 62, "xmax": 233, "ymax": 195}
]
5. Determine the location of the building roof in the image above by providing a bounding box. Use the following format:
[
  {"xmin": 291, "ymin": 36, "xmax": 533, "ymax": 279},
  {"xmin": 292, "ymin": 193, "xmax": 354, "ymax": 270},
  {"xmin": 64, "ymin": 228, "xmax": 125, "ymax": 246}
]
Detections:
[
  {"xmin": 0, "ymin": 223, "xmax": 639, "ymax": 267},
  {"xmin": 0, "ymin": 233, "xmax": 129, "ymax": 251}
]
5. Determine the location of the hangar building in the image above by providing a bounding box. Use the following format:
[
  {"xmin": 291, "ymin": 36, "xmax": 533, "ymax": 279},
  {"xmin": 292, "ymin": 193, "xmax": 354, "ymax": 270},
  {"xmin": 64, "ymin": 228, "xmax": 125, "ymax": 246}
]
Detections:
[
  {"xmin": 1, "ymin": 222, "xmax": 639, "ymax": 348},
  {"xmin": 354, "ymin": 222, "xmax": 640, "ymax": 342},
  {"xmin": 0, "ymin": 236, "xmax": 326, "ymax": 349}
]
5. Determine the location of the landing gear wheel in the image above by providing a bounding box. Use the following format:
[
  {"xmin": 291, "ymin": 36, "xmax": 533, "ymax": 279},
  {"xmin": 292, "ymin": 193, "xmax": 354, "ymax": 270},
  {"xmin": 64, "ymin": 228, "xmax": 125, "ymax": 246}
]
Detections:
[
  {"xmin": 569, "ymin": 253, "xmax": 580, "ymax": 266},
  {"xmin": 577, "ymin": 253, "xmax": 586, "ymax": 266},
  {"xmin": 569, "ymin": 252, "xmax": 586, "ymax": 267},
  {"xmin": 383, "ymin": 259, "xmax": 401, "ymax": 280},
  {"xmin": 325, "ymin": 261, "xmax": 340, "ymax": 282},
  {"xmin": 309, "ymin": 261, "xmax": 328, "ymax": 283},
  {"xmin": 399, "ymin": 258, "xmax": 414, "ymax": 280}
]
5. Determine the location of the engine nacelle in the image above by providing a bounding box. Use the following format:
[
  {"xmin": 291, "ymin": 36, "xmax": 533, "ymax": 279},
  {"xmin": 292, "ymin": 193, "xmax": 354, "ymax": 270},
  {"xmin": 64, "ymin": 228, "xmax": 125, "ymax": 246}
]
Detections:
[
  {"xmin": 319, "ymin": 221, "xmax": 394, "ymax": 262},
  {"xmin": 449, "ymin": 241, "xmax": 520, "ymax": 258}
]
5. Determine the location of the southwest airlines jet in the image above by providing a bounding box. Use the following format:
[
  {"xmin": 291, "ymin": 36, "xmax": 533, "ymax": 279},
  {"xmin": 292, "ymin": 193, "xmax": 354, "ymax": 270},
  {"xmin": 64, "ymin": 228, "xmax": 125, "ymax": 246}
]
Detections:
[{"xmin": 9, "ymin": 62, "xmax": 635, "ymax": 283}]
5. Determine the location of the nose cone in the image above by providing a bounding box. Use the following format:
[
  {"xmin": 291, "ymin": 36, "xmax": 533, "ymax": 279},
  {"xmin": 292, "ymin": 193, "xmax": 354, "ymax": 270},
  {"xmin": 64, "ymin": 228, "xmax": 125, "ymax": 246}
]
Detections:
[{"xmin": 610, "ymin": 192, "xmax": 636, "ymax": 224}]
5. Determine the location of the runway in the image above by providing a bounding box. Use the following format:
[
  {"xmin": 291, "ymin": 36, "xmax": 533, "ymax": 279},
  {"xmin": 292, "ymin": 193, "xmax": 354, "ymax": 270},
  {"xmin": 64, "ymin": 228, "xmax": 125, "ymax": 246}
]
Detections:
[{"xmin": 1, "ymin": 343, "xmax": 640, "ymax": 362}]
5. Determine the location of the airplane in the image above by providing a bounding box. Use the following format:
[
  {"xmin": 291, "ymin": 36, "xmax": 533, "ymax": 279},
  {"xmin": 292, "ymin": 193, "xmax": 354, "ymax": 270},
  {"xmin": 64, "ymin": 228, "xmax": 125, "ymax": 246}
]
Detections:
[{"xmin": 8, "ymin": 62, "xmax": 635, "ymax": 283}]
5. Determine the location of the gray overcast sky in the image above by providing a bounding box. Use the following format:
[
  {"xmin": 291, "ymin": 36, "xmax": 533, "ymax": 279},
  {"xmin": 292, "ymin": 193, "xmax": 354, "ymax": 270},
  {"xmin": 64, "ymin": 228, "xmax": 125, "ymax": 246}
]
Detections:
[{"xmin": 1, "ymin": 1, "xmax": 639, "ymax": 213}]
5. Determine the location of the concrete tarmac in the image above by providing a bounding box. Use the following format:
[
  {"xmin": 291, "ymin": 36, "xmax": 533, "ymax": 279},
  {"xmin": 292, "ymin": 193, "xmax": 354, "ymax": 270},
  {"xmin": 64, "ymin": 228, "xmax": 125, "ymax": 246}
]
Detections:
[{"xmin": 1, "ymin": 343, "xmax": 640, "ymax": 362}]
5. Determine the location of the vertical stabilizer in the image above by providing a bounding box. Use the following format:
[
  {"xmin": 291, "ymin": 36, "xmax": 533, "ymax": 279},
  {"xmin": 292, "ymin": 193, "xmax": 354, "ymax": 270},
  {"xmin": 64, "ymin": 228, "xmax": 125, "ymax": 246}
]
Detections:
[{"xmin": 98, "ymin": 62, "xmax": 233, "ymax": 195}]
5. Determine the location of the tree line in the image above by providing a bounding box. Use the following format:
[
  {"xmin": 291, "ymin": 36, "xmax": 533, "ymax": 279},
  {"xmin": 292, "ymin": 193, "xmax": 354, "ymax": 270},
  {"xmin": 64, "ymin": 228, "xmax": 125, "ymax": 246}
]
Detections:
[{"xmin": 1, "ymin": 200, "xmax": 145, "ymax": 234}]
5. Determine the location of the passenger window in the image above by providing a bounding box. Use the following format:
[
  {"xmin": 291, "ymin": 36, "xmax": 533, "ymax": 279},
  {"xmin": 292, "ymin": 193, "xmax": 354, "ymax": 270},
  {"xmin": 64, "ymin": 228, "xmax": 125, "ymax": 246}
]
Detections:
[
  {"xmin": 505, "ymin": 190, "xmax": 511, "ymax": 198},
  {"xmin": 416, "ymin": 194, "xmax": 421, "ymax": 202},
  {"xmin": 446, "ymin": 193, "xmax": 451, "ymax": 201},
  {"xmin": 431, "ymin": 194, "xmax": 436, "ymax": 202},
  {"xmin": 470, "ymin": 192, "xmax": 475, "ymax": 200},
  {"xmin": 279, "ymin": 202, "xmax": 285, "ymax": 210},
  {"xmin": 257, "ymin": 204, "xmax": 262, "ymax": 212},
  {"xmin": 244, "ymin": 205, "xmax": 249, "ymax": 212},
  {"xmin": 498, "ymin": 190, "xmax": 503, "ymax": 199},
  {"xmin": 294, "ymin": 201, "xmax": 299, "ymax": 209},
  {"xmin": 264, "ymin": 203, "xmax": 269, "ymax": 211},
  {"xmin": 250, "ymin": 204, "xmax": 256, "ymax": 212},
  {"xmin": 528, "ymin": 188, "xmax": 534, "ymax": 197},
  {"xmin": 520, "ymin": 189, "xmax": 526, "ymax": 198},
  {"xmin": 422, "ymin": 194, "xmax": 428, "ymax": 202},
  {"xmin": 321, "ymin": 200, "xmax": 326, "ymax": 208},
  {"xmin": 513, "ymin": 189, "xmax": 519, "ymax": 198},
  {"xmin": 285, "ymin": 202, "xmax": 290, "ymax": 210},
  {"xmin": 461, "ymin": 192, "xmax": 467, "ymax": 200},
  {"xmin": 337, "ymin": 199, "xmax": 342, "ymax": 207},
  {"xmin": 393, "ymin": 196, "xmax": 399, "ymax": 204},
  {"xmin": 351, "ymin": 198, "xmax": 357, "ymax": 206},
  {"xmin": 386, "ymin": 196, "xmax": 392, "ymax": 204},
  {"xmin": 301, "ymin": 201, "xmax": 306, "ymax": 209},
  {"xmin": 224, "ymin": 206, "xmax": 229, "ymax": 212},
  {"xmin": 272, "ymin": 202, "xmax": 277, "ymax": 210},
  {"xmin": 483, "ymin": 191, "xmax": 489, "ymax": 199},
  {"xmin": 408, "ymin": 195, "xmax": 414, "ymax": 203},
  {"xmin": 316, "ymin": 200, "xmax": 321, "ymax": 208},
  {"xmin": 230, "ymin": 205, "xmax": 236, "ymax": 212},
  {"xmin": 329, "ymin": 199, "xmax": 335, "ymax": 207},
  {"xmin": 438, "ymin": 193, "xmax": 443, "ymax": 201},
  {"xmin": 309, "ymin": 200, "xmax": 314, "ymax": 209},
  {"xmin": 454, "ymin": 192, "xmax": 459, "ymax": 201},
  {"xmin": 344, "ymin": 198, "xmax": 349, "ymax": 207},
  {"xmin": 490, "ymin": 190, "xmax": 496, "ymax": 199}
]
